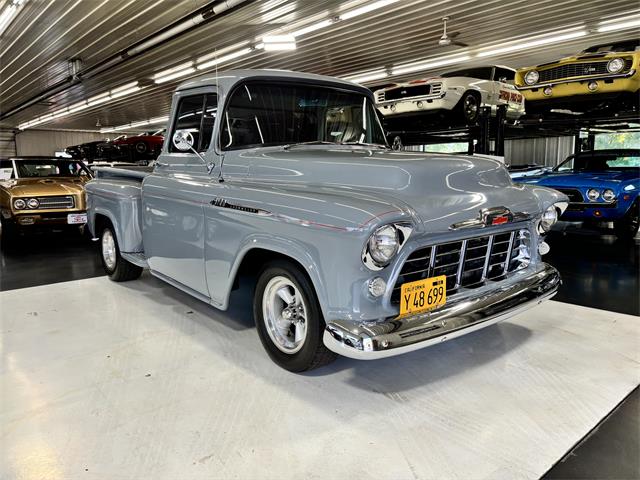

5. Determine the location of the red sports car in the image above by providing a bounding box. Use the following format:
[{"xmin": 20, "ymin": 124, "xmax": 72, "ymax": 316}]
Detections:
[{"xmin": 98, "ymin": 130, "xmax": 165, "ymax": 160}]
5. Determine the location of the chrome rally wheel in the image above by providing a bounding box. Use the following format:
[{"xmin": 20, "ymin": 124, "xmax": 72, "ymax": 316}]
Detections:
[
  {"xmin": 262, "ymin": 276, "xmax": 308, "ymax": 354},
  {"xmin": 101, "ymin": 228, "xmax": 117, "ymax": 271}
]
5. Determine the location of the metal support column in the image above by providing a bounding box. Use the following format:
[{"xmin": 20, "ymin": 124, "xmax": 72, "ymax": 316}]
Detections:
[
  {"xmin": 495, "ymin": 105, "xmax": 507, "ymax": 156},
  {"xmin": 475, "ymin": 107, "xmax": 492, "ymax": 155}
]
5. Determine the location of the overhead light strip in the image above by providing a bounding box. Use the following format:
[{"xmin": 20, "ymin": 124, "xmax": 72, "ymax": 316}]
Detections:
[
  {"xmin": 18, "ymin": 81, "xmax": 141, "ymax": 130},
  {"xmin": 597, "ymin": 16, "xmax": 640, "ymax": 33},
  {"xmin": 100, "ymin": 116, "xmax": 169, "ymax": 134},
  {"xmin": 0, "ymin": 0, "xmax": 27, "ymax": 37},
  {"xmin": 476, "ymin": 29, "xmax": 587, "ymax": 57}
]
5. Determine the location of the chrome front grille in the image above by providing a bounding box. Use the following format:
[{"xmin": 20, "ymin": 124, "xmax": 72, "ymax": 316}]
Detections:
[
  {"xmin": 537, "ymin": 59, "xmax": 632, "ymax": 83},
  {"xmin": 36, "ymin": 196, "xmax": 75, "ymax": 209},
  {"xmin": 375, "ymin": 91, "xmax": 385, "ymax": 103},
  {"xmin": 391, "ymin": 229, "xmax": 530, "ymax": 304},
  {"xmin": 430, "ymin": 83, "xmax": 443, "ymax": 95}
]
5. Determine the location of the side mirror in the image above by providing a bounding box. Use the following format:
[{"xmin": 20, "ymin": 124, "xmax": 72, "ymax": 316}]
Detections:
[{"xmin": 172, "ymin": 129, "xmax": 195, "ymax": 152}]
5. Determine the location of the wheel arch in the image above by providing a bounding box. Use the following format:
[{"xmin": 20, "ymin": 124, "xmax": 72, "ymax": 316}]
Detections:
[{"xmin": 223, "ymin": 244, "xmax": 327, "ymax": 317}]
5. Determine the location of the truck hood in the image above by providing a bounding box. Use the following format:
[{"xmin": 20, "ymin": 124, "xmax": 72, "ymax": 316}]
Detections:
[
  {"xmin": 4, "ymin": 177, "xmax": 87, "ymax": 197},
  {"xmin": 243, "ymin": 147, "xmax": 549, "ymax": 232}
]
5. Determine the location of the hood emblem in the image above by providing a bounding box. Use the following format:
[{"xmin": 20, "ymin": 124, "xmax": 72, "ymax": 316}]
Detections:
[{"xmin": 450, "ymin": 207, "xmax": 521, "ymax": 230}]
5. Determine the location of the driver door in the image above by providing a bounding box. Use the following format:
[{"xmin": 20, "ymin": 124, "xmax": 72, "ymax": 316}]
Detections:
[{"xmin": 142, "ymin": 89, "xmax": 218, "ymax": 298}]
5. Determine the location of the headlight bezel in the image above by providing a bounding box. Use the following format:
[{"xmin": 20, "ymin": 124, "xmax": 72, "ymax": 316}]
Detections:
[
  {"xmin": 524, "ymin": 70, "xmax": 539, "ymax": 85},
  {"xmin": 538, "ymin": 205, "xmax": 559, "ymax": 233},
  {"xmin": 607, "ymin": 57, "xmax": 625, "ymax": 74},
  {"xmin": 13, "ymin": 198, "xmax": 26, "ymax": 210},
  {"xmin": 587, "ymin": 188, "xmax": 600, "ymax": 202},
  {"xmin": 362, "ymin": 222, "xmax": 413, "ymax": 271},
  {"xmin": 27, "ymin": 198, "xmax": 40, "ymax": 209},
  {"xmin": 602, "ymin": 189, "xmax": 616, "ymax": 203},
  {"xmin": 368, "ymin": 225, "xmax": 399, "ymax": 266}
]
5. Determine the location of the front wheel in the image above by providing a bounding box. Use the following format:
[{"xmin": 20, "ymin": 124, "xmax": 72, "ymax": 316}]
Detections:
[
  {"xmin": 457, "ymin": 91, "xmax": 481, "ymax": 124},
  {"xmin": 254, "ymin": 260, "xmax": 336, "ymax": 372},
  {"xmin": 100, "ymin": 225, "xmax": 143, "ymax": 281},
  {"xmin": 614, "ymin": 201, "xmax": 639, "ymax": 240}
]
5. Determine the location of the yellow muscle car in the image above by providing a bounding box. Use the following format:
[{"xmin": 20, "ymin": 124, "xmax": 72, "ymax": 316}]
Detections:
[
  {"xmin": 515, "ymin": 39, "xmax": 639, "ymax": 113},
  {"xmin": 0, "ymin": 157, "xmax": 92, "ymax": 242}
]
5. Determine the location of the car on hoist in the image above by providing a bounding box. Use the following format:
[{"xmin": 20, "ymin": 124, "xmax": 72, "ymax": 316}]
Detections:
[
  {"xmin": 517, "ymin": 149, "xmax": 640, "ymax": 239},
  {"xmin": 373, "ymin": 65, "xmax": 525, "ymax": 130},
  {"xmin": 97, "ymin": 130, "xmax": 165, "ymax": 162},
  {"xmin": 515, "ymin": 39, "xmax": 640, "ymax": 113}
]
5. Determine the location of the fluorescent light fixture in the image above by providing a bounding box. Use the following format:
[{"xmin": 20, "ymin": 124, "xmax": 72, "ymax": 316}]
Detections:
[
  {"xmin": 262, "ymin": 34, "xmax": 296, "ymax": 51},
  {"xmin": 392, "ymin": 54, "xmax": 471, "ymax": 76},
  {"xmin": 340, "ymin": 0, "xmax": 400, "ymax": 21},
  {"xmin": 0, "ymin": 0, "xmax": 27, "ymax": 36},
  {"xmin": 343, "ymin": 69, "xmax": 389, "ymax": 84},
  {"xmin": 101, "ymin": 116, "xmax": 169, "ymax": 133},
  {"xmin": 68, "ymin": 101, "xmax": 89, "ymax": 113},
  {"xmin": 87, "ymin": 92, "xmax": 110, "ymax": 106},
  {"xmin": 476, "ymin": 30, "xmax": 587, "ymax": 57},
  {"xmin": 597, "ymin": 17, "xmax": 640, "ymax": 33},
  {"xmin": 197, "ymin": 41, "xmax": 250, "ymax": 63},
  {"xmin": 110, "ymin": 81, "xmax": 139, "ymax": 94},
  {"xmin": 152, "ymin": 62, "xmax": 194, "ymax": 80},
  {"xmin": 290, "ymin": 19, "xmax": 333, "ymax": 37},
  {"xmin": 154, "ymin": 67, "xmax": 195, "ymax": 84},
  {"xmin": 197, "ymin": 47, "xmax": 253, "ymax": 70}
]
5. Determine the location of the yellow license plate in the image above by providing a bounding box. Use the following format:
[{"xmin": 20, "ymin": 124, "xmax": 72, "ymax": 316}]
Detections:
[{"xmin": 399, "ymin": 275, "xmax": 447, "ymax": 316}]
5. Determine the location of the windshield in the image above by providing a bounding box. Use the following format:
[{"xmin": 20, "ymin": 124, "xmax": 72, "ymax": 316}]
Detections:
[
  {"xmin": 582, "ymin": 40, "xmax": 639, "ymax": 53},
  {"xmin": 15, "ymin": 159, "xmax": 91, "ymax": 178},
  {"xmin": 554, "ymin": 153, "xmax": 640, "ymax": 172},
  {"xmin": 220, "ymin": 82, "xmax": 387, "ymax": 150}
]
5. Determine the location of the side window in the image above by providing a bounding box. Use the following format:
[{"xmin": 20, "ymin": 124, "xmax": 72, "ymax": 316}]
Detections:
[
  {"xmin": 170, "ymin": 93, "xmax": 218, "ymax": 153},
  {"xmin": 495, "ymin": 68, "xmax": 515, "ymax": 83},
  {"xmin": 0, "ymin": 160, "xmax": 13, "ymax": 180}
]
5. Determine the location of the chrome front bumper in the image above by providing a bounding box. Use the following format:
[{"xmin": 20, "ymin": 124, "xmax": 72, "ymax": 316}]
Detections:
[{"xmin": 323, "ymin": 263, "xmax": 560, "ymax": 360}]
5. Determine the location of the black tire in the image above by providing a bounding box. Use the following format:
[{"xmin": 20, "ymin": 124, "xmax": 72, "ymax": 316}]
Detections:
[
  {"xmin": 0, "ymin": 218, "xmax": 16, "ymax": 249},
  {"xmin": 457, "ymin": 91, "xmax": 481, "ymax": 125},
  {"xmin": 253, "ymin": 260, "xmax": 337, "ymax": 372},
  {"xmin": 99, "ymin": 224, "xmax": 143, "ymax": 281},
  {"xmin": 614, "ymin": 200, "xmax": 639, "ymax": 241}
]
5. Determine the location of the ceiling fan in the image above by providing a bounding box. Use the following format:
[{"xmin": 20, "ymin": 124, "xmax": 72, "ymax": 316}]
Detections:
[{"xmin": 438, "ymin": 16, "xmax": 468, "ymax": 47}]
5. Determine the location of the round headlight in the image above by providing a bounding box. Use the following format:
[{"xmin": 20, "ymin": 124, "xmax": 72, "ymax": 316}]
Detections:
[
  {"xmin": 13, "ymin": 199, "xmax": 26, "ymax": 209},
  {"xmin": 27, "ymin": 198, "xmax": 39, "ymax": 209},
  {"xmin": 607, "ymin": 57, "xmax": 625, "ymax": 74},
  {"xmin": 368, "ymin": 225, "xmax": 399, "ymax": 266},
  {"xmin": 602, "ymin": 189, "xmax": 616, "ymax": 202},
  {"xmin": 587, "ymin": 189, "xmax": 600, "ymax": 201},
  {"xmin": 539, "ymin": 205, "xmax": 558, "ymax": 232},
  {"xmin": 524, "ymin": 70, "xmax": 539, "ymax": 85}
]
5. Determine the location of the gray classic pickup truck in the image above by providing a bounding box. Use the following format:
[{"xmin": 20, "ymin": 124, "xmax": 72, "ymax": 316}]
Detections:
[{"xmin": 86, "ymin": 69, "xmax": 568, "ymax": 372}]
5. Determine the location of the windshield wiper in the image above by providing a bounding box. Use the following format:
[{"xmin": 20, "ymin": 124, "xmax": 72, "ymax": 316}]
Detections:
[
  {"xmin": 339, "ymin": 141, "xmax": 388, "ymax": 149},
  {"xmin": 283, "ymin": 141, "xmax": 337, "ymax": 150}
]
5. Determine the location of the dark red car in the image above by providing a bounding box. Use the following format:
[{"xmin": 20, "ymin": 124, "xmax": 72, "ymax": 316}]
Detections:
[{"xmin": 97, "ymin": 130, "xmax": 165, "ymax": 161}]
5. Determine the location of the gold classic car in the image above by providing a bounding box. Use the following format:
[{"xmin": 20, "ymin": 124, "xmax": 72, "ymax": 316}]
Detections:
[
  {"xmin": 515, "ymin": 39, "xmax": 639, "ymax": 113},
  {"xmin": 0, "ymin": 157, "xmax": 92, "ymax": 242}
]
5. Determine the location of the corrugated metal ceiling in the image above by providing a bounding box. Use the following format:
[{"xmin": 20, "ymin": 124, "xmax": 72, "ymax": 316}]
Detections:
[{"xmin": 0, "ymin": 0, "xmax": 637, "ymax": 132}]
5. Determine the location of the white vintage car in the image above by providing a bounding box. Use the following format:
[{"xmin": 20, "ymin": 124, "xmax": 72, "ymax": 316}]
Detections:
[{"xmin": 374, "ymin": 65, "xmax": 526, "ymax": 124}]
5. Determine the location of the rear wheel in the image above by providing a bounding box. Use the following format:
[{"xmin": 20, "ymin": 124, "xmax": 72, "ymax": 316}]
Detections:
[
  {"xmin": 254, "ymin": 260, "xmax": 336, "ymax": 372},
  {"xmin": 100, "ymin": 225, "xmax": 143, "ymax": 281},
  {"xmin": 614, "ymin": 201, "xmax": 639, "ymax": 241}
]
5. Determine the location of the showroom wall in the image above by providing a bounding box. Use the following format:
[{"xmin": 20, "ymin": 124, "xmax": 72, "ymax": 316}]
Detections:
[
  {"xmin": 504, "ymin": 136, "xmax": 575, "ymax": 167},
  {"xmin": 0, "ymin": 128, "xmax": 16, "ymax": 157},
  {"xmin": 15, "ymin": 129, "xmax": 108, "ymax": 156}
]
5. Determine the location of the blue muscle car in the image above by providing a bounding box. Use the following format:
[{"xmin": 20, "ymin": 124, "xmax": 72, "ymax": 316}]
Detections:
[{"xmin": 518, "ymin": 149, "xmax": 639, "ymax": 239}]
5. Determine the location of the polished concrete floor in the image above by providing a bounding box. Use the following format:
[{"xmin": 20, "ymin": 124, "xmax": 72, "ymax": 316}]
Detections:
[
  {"xmin": 2, "ymin": 275, "xmax": 638, "ymax": 480},
  {"xmin": 1, "ymin": 227, "xmax": 639, "ymax": 479}
]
